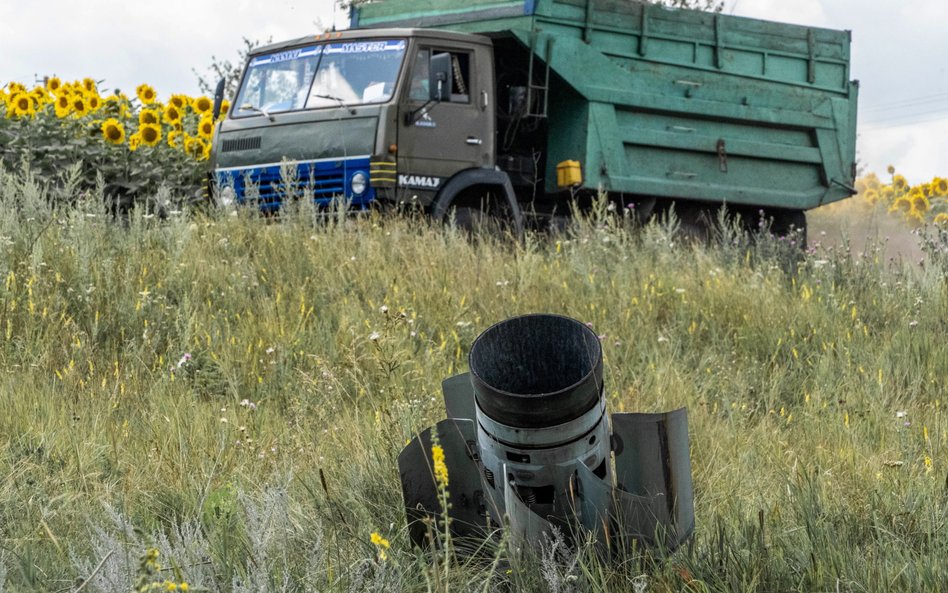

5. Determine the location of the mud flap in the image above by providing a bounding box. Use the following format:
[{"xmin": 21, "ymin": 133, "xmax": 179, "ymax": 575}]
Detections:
[
  {"xmin": 611, "ymin": 408, "xmax": 694, "ymax": 550},
  {"xmin": 398, "ymin": 418, "xmax": 490, "ymax": 548}
]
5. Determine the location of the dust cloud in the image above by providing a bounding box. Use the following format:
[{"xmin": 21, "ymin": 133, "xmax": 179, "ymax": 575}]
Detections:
[{"xmin": 807, "ymin": 201, "xmax": 925, "ymax": 264}]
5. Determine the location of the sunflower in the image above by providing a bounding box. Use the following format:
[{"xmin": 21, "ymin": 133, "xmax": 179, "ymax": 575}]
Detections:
[
  {"xmin": 197, "ymin": 116, "xmax": 214, "ymax": 139},
  {"xmin": 192, "ymin": 95, "xmax": 212, "ymax": 114},
  {"xmin": 46, "ymin": 76, "xmax": 62, "ymax": 93},
  {"xmin": 31, "ymin": 86, "xmax": 50, "ymax": 105},
  {"xmin": 7, "ymin": 82, "xmax": 26, "ymax": 93},
  {"xmin": 892, "ymin": 175, "xmax": 908, "ymax": 191},
  {"xmin": 139, "ymin": 108, "xmax": 160, "ymax": 125},
  {"xmin": 87, "ymin": 94, "xmax": 101, "ymax": 112},
  {"xmin": 10, "ymin": 92, "xmax": 35, "ymax": 117},
  {"xmin": 889, "ymin": 196, "xmax": 912, "ymax": 214},
  {"xmin": 934, "ymin": 178, "xmax": 948, "ymax": 196},
  {"xmin": 934, "ymin": 213, "xmax": 948, "ymax": 225},
  {"xmin": 128, "ymin": 133, "xmax": 142, "ymax": 152},
  {"xmin": 71, "ymin": 94, "xmax": 89, "ymax": 117},
  {"xmin": 184, "ymin": 135, "xmax": 207, "ymax": 160},
  {"xmin": 163, "ymin": 103, "xmax": 182, "ymax": 124},
  {"xmin": 864, "ymin": 188, "xmax": 880, "ymax": 205},
  {"xmin": 169, "ymin": 94, "xmax": 188, "ymax": 110},
  {"xmin": 101, "ymin": 118, "xmax": 126, "ymax": 145},
  {"xmin": 139, "ymin": 123, "xmax": 161, "ymax": 146},
  {"xmin": 136, "ymin": 83, "xmax": 157, "ymax": 104},
  {"xmin": 911, "ymin": 194, "xmax": 930, "ymax": 213},
  {"xmin": 82, "ymin": 78, "xmax": 97, "ymax": 93},
  {"xmin": 167, "ymin": 129, "xmax": 183, "ymax": 148},
  {"xmin": 55, "ymin": 94, "xmax": 71, "ymax": 117},
  {"xmin": 219, "ymin": 99, "xmax": 230, "ymax": 117}
]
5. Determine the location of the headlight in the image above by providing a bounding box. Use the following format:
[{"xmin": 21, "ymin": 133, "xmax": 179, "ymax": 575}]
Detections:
[
  {"xmin": 350, "ymin": 171, "xmax": 368, "ymax": 196},
  {"xmin": 219, "ymin": 185, "xmax": 236, "ymax": 207}
]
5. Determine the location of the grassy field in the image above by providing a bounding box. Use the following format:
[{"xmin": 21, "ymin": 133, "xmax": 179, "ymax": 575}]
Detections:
[{"xmin": 0, "ymin": 168, "xmax": 946, "ymax": 593}]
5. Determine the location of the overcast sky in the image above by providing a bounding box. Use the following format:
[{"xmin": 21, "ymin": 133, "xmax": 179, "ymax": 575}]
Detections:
[{"xmin": 2, "ymin": 0, "xmax": 945, "ymax": 183}]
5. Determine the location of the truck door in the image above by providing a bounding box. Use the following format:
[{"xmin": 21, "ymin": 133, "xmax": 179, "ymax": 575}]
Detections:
[{"xmin": 397, "ymin": 45, "xmax": 494, "ymax": 199}]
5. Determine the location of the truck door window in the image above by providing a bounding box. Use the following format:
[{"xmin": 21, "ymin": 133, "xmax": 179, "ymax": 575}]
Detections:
[{"xmin": 409, "ymin": 49, "xmax": 471, "ymax": 104}]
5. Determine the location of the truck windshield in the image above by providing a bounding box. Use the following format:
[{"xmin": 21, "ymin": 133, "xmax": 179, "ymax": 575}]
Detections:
[{"xmin": 234, "ymin": 39, "xmax": 406, "ymax": 116}]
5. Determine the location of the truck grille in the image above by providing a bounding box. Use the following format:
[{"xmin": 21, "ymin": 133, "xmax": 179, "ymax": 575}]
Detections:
[{"xmin": 221, "ymin": 136, "xmax": 262, "ymax": 153}]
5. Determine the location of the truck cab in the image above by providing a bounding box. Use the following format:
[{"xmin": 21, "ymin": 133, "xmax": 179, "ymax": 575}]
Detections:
[{"xmin": 210, "ymin": 29, "xmax": 519, "ymax": 226}]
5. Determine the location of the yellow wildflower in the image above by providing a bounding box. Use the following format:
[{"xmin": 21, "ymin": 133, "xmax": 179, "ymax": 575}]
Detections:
[
  {"xmin": 370, "ymin": 532, "xmax": 390, "ymax": 548},
  {"xmin": 432, "ymin": 444, "xmax": 449, "ymax": 488},
  {"xmin": 370, "ymin": 531, "xmax": 390, "ymax": 561}
]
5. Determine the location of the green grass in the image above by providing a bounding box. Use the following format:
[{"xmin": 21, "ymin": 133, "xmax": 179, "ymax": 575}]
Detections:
[{"xmin": 0, "ymin": 168, "xmax": 946, "ymax": 592}]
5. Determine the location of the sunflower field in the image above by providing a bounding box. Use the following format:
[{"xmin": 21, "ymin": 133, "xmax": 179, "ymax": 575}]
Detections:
[
  {"xmin": 0, "ymin": 77, "xmax": 227, "ymax": 207},
  {"xmin": 848, "ymin": 168, "xmax": 948, "ymax": 227}
]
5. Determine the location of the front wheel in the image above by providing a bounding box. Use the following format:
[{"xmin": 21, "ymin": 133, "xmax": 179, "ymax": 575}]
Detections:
[{"xmin": 448, "ymin": 205, "xmax": 514, "ymax": 237}]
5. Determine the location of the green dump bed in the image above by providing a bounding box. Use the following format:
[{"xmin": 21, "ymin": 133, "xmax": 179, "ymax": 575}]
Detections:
[{"xmin": 354, "ymin": 0, "xmax": 858, "ymax": 210}]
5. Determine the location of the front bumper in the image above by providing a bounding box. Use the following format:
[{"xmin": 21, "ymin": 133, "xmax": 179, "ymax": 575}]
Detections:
[{"xmin": 215, "ymin": 156, "xmax": 375, "ymax": 212}]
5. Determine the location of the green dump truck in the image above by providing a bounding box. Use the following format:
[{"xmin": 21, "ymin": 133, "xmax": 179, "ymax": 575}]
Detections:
[{"xmin": 209, "ymin": 0, "xmax": 858, "ymax": 235}]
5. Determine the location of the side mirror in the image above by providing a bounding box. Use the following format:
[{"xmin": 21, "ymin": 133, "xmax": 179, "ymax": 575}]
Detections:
[
  {"xmin": 212, "ymin": 78, "xmax": 226, "ymax": 120},
  {"xmin": 429, "ymin": 53, "xmax": 452, "ymax": 102}
]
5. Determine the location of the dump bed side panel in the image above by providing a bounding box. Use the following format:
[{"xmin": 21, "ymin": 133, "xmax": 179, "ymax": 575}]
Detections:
[{"xmin": 354, "ymin": 0, "xmax": 859, "ymax": 210}]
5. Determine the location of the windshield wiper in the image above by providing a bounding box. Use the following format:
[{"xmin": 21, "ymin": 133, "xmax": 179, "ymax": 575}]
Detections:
[
  {"xmin": 312, "ymin": 94, "xmax": 356, "ymax": 114},
  {"xmin": 239, "ymin": 103, "xmax": 275, "ymax": 122}
]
